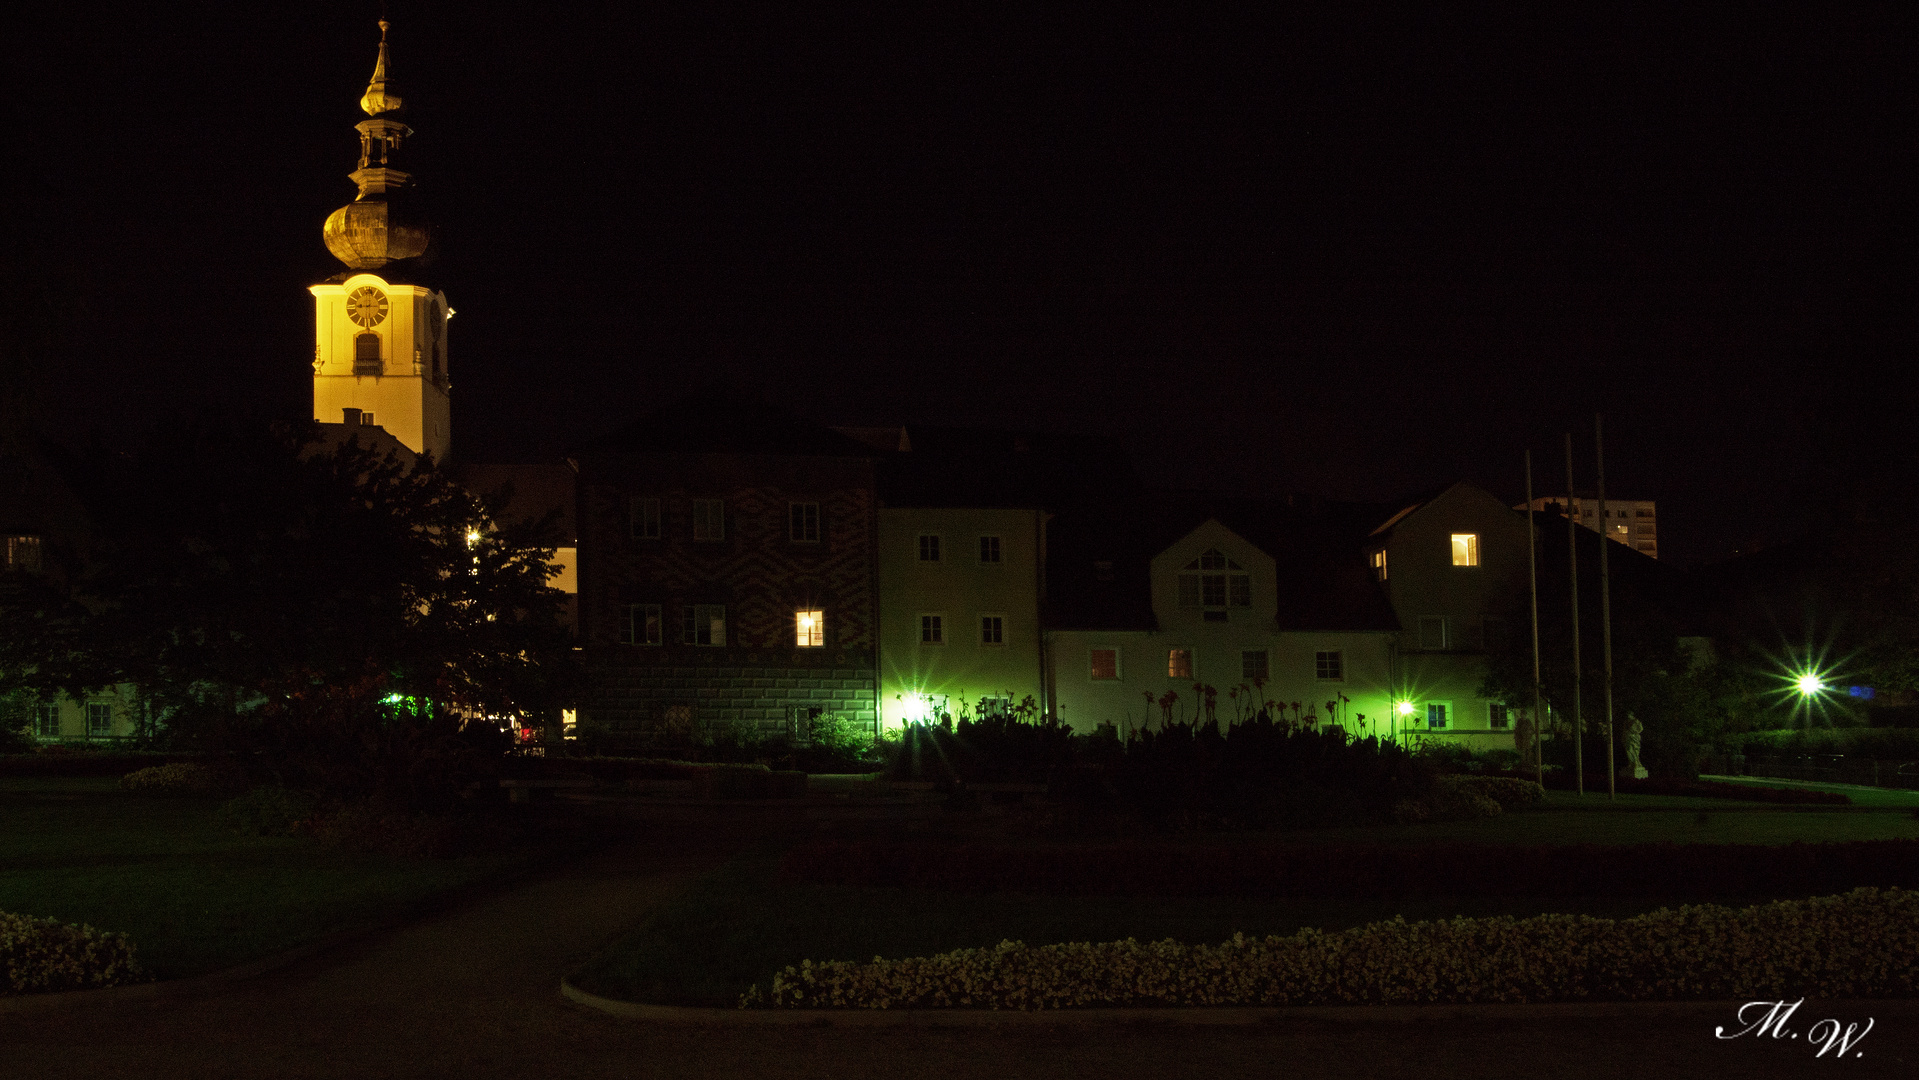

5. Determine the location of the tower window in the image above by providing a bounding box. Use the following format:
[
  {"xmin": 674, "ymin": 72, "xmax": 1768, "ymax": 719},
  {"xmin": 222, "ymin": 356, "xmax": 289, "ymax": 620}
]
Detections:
[{"xmin": 354, "ymin": 333, "xmax": 383, "ymax": 376}]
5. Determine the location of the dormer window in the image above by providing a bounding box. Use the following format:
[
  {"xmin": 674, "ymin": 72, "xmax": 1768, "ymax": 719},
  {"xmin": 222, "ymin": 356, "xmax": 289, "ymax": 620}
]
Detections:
[{"xmin": 1178, "ymin": 549, "xmax": 1250, "ymax": 614}]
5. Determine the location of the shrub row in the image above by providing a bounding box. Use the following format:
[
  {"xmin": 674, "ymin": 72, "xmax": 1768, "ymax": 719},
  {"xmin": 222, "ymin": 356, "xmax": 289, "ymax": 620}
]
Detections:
[
  {"xmin": 740, "ymin": 887, "xmax": 1919, "ymax": 1009},
  {"xmin": 1, "ymin": 912, "xmax": 143, "ymax": 996},
  {"xmin": 779, "ymin": 838, "xmax": 1919, "ymax": 900}
]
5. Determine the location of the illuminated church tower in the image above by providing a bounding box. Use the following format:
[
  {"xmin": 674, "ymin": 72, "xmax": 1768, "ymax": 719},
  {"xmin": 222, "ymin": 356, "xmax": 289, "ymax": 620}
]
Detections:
[{"xmin": 310, "ymin": 20, "xmax": 452, "ymax": 461}]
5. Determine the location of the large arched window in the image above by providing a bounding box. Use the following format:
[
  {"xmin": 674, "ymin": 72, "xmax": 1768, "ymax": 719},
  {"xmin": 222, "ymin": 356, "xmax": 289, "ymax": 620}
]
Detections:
[{"xmin": 354, "ymin": 332, "xmax": 383, "ymax": 376}]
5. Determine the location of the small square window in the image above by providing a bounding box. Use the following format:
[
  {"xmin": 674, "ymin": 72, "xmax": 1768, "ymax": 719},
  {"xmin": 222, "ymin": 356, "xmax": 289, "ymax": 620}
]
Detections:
[
  {"xmin": 918, "ymin": 535, "xmax": 941, "ymax": 562},
  {"xmin": 796, "ymin": 609, "xmax": 824, "ymax": 647},
  {"xmin": 692, "ymin": 500, "xmax": 724, "ymax": 542},
  {"xmin": 629, "ymin": 498, "xmax": 662, "ymax": 540},
  {"xmin": 1167, "ymin": 648, "xmax": 1193, "ymax": 680},
  {"xmin": 682, "ymin": 604, "xmax": 726, "ymax": 646},
  {"xmin": 1418, "ymin": 617, "xmax": 1447, "ymax": 650},
  {"xmin": 1451, "ymin": 533, "xmax": 1479, "ymax": 566},
  {"xmin": 620, "ymin": 603, "xmax": 663, "ymax": 645},
  {"xmin": 1242, "ymin": 650, "xmax": 1269, "ymax": 683},
  {"xmin": 86, "ymin": 703, "xmax": 113, "ymax": 735},
  {"xmin": 1489, "ymin": 703, "xmax": 1512, "ymax": 729},
  {"xmin": 1425, "ymin": 703, "xmax": 1449, "ymax": 730},
  {"xmin": 1089, "ymin": 648, "xmax": 1120, "ymax": 680},
  {"xmin": 980, "ymin": 615, "xmax": 1004, "ymax": 645},
  {"xmin": 790, "ymin": 503, "xmax": 821, "ymax": 543},
  {"xmin": 1315, "ymin": 651, "xmax": 1343, "ymax": 681},
  {"xmin": 920, "ymin": 614, "xmax": 944, "ymax": 644},
  {"xmin": 979, "ymin": 536, "xmax": 1001, "ymax": 564}
]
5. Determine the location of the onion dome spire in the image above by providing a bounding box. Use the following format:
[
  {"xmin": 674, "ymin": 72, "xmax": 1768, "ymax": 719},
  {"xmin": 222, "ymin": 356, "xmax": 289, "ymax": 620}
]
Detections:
[{"xmin": 323, "ymin": 19, "xmax": 432, "ymax": 272}]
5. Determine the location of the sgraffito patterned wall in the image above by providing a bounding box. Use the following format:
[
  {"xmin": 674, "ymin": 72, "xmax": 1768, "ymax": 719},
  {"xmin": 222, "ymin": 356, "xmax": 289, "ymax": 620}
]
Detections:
[{"xmin": 576, "ymin": 451, "xmax": 879, "ymax": 743}]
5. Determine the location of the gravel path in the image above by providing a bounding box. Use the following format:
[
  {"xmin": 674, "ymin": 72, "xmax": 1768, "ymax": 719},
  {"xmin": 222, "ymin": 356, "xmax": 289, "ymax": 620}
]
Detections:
[{"xmin": 5, "ymin": 831, "xmax": 1915, "ymax": 1080}]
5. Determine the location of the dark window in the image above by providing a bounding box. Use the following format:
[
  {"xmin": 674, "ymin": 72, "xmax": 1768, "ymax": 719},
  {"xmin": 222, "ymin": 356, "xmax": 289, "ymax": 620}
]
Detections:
[
  {"xmin": 1489, "ymin": 704, "xmax": 1512, "ymax": 729},
  {"xmin": 980, "ymin": 615, "xmax": 1004, "ymax": 645},
  {"xmin": 34, "ymin": 703, "xmax": 59, "ymax": 737},
  {"xmin": 682, "ymin": 604, "xmax": 725, "ymax": 646},
  {"xmin": 1242, "ymin": 650, "xmax": 1269, "ymax": 682},
  {"xmin": 1418, "ymin": 618, "xmax": 1447, "ymax": 650},
  {"xmin": 1426, "ymin": 703, "xmax": 1449, "ymax": 730},
  {"xmin": 1089, "ymin": 648, "xmax": 1119, "ymax": 680},
  {"xmin": 353, "ymin": 332, "xmax": 382, "ymax": 375},
  {"xmin": 920, "ymin": 614, "xmax": 943, "ymax": 644},
  {"xmin": 3, "ymin": 535, "xmax": 42, "ymax": 573},
  {"xmin": 918, "ymin": 535, "xmax": 940, "ymax": 561},
  {"xmin": 1315, "ymin": 651, "xmax": 1343, "ymax": 681},
  {"xmin": 979, "ymin": 535, "xmax": 1001, "ymax": 563},
  {"xmin": 790, "ymin": 503, "xmax": 821, "ymax": 543},
  {"xmin": 86, "ymin": 703, "xmax": 112, "ymax": 735},
  {"xmin": 620, "ymin": 604, "xmax": 662, "ymax": 645},
  {"xmin": 692, "ymin": 500, "xmax": 724, "ymax": 541},
  {"xmin": 629, "ymin": 498, "xmax": 661, "ymax": 540}
]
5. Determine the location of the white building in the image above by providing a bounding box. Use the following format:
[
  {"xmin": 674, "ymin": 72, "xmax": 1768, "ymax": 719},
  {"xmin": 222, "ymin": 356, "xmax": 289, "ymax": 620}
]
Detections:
[{"xmin": 1517, "ymin": 495, "xmax": 1658, "ymax": 559}]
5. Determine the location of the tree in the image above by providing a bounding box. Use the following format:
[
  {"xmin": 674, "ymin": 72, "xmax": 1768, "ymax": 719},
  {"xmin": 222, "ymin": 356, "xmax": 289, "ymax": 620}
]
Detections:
[{"xmin": 0, "ymin": 415, "xmax": 574, "ymax": 802}]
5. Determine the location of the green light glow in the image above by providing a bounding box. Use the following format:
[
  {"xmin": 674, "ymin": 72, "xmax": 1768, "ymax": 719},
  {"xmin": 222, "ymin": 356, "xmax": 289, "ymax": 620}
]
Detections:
[
  {"xmin": 1395, "ymin": 701, "xmax": 1416, "ymax": 716},
  {"xmin": 1795, "ymin": 673, "xmax": 1826, "ymax": 696}
]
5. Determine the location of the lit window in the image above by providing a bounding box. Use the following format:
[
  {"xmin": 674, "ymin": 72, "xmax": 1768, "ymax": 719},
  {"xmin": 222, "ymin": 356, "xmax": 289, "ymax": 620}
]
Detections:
[
  {"xmin": 620, "ymin": 604, "xmax": 662, "ymax": 645},
  {"xmin": 628, "ymin": 497, "xmax": 661, "ymax": 540},
  {"xmin": 1168, "ymin": 648, "xmax": 1193, "ymax": 679},
  {"xmin": 979, "ymin": 536, "xmax": 1001, "ymax": 564},
  {"xmin": 1242, "ymin": 650, "xmax": 1269, "ymax": 683},
  {"xmin": 790, "ymin": 503, "xmax": 820, "ymax": 543},
  {"xmin": 1315, "ymin": 651, "xmax": 1343, "ymax": 681},
  {"xmin": 1370, "ymin": 549, "xmax": 1387, "ymax": 581},
  {"xmin": 692, "ymin": 500, "xmax": 724, "ymax": 542},
  {"xmin": 920, "ymin": 614, "xmax": 944, "ymax": 644},
  {"xmin": 1418, "ymin": 617, "xmax": 1447, "ymax": 650},
  {"xmin": 86, "ymin": 703, "xmax": 112, "ymax": 736},
  {"xmin": 1451, "ymin": 533, "xmax": 1479, "ymax": 566},
  {"xmin": 1426, "ymin": 703, "xmax": 1449, "ymax": 729},
  {"xmin": 3, "ymin": 535, "xmax": 43, "ymax": 574},
  {"xmin": 34, "ymin": 703, "xmax": 60, "ymax": 737},
  {"xmin": 1178, "ymin": 549, "xmax": 1250, "ymax": 610},
  {"xmin": 681, "ymin": 604, "xmax": 726, "ymax": 646},
  {"xmin": 1089, "ymin": 648, "xmax": 1120, "ymax": 680},
  {"xmin": 796, "ymin": 609, "xmax": 824, "ymax": 647},
  {"xmin": 980, "ymin": 615, "xmax": 1004, "ymax": 645},
  {"xmin": 918, "ymin": 535, "xmax": 941, "ymax": 562}
]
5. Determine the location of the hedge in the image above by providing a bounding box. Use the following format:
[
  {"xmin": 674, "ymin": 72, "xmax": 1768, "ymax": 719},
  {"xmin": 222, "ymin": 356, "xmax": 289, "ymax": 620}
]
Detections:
[
  {"xmin": 1, "ymin": 912, "xmax": 143, "ymax": 996},
  {"xmin": 120, "ymin": 762, "xmax": 242, "ymax": 796},
  {"xmin": 740, "ymin": 887, "xmax": 1919, "ymax": 1009},
  {"xmin": 779, "ymin": 838, "xmax": 1919, "ymax": 900}
]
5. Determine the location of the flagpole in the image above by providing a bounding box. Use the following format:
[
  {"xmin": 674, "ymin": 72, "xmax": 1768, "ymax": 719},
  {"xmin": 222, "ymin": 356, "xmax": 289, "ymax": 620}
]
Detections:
[
  {"xmin": 1566, "ymin": 432, "xmax": 1583, "ymax": 797},
  {"xmin": 1526, "ymin": 449, "xmax": 1544, "ymax": 788},
  {"xmin": 1597, "ymin": 414, "xmax": 1617, "ymax": 799}
]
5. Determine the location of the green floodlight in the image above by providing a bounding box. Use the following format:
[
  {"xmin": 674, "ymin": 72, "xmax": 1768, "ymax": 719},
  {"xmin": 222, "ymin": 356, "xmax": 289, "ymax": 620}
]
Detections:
[
  {"xmin": 1795, "ymin": 673, "xmax": 1826, "ymax": 696},
  {"xmin": 1395, "ymin": 701, "xmax": 1417, "ymax": 717}
]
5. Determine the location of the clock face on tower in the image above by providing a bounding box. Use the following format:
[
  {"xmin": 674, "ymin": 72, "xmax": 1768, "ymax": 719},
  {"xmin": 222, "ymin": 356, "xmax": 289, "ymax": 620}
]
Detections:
[{"xmin": 346, "ymin": 287, "xmax": 389, "ymax": 328}]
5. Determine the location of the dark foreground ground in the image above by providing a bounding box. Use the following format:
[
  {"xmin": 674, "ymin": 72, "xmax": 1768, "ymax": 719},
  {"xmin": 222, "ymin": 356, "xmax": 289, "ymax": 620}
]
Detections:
[{"xmin": 3, "ymin": 829, "xmax": 1914, "ymax": 1080}]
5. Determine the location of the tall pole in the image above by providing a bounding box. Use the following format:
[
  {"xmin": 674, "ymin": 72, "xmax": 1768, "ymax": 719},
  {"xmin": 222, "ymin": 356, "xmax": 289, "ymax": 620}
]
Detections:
[
  {"xmin": 1565, "ymin": 432, "xmax": 1584, "ymax": 796},
  {"xmin": 1597, "ymin": 414, "xmax": 1617, "ymax": 799},
  {"xmin": 1526, "ymin": 449, "xmax": 1545, "ymax": 788}
]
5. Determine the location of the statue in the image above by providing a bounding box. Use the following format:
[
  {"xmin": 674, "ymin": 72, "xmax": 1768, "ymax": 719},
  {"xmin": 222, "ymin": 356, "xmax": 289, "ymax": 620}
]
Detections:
[{"xmin": 1624, "ymin": 714, "xmax": 1647, "ymax": 779}]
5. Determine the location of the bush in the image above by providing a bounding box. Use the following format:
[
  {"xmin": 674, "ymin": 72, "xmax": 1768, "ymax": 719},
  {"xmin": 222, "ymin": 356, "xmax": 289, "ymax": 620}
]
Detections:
[
  {"xmin": 740, "ymin": 888, "xmax": 1919, "ymax": 1009},
  {"xmin": 217, "ymin": 786, "xmax": 319, "ymax": 836},
  {"xmin": 779, "ymin": 838, "xmax": 1919, "ymax": 900},
  {"xmin": 120, "ymin": 761, "xmax": 241, "ymax": 797},
  {"xmin": 1, "ymin": 911, "xmax": 144, "ymax": 995},
  {"xmin": 1734, "ymin": 728, "xmax": 1919, "ymax": 761},
  {"xmin": 1456, "ymin": 775, "xmax": 1548, "ymax": 809}
]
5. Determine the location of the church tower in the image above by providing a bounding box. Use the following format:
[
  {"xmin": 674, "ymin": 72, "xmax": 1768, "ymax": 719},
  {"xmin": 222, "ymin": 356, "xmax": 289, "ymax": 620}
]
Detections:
[{"xmin": 310, "ymin": 20, "xmax": 452, "ymax": 462}]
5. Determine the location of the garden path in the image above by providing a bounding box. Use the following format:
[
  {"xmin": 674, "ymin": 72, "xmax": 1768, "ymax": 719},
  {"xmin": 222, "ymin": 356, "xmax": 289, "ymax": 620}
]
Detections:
[{"xmin": 3, "ymin": 824, "xmax": 1915, "ymax": 1080}]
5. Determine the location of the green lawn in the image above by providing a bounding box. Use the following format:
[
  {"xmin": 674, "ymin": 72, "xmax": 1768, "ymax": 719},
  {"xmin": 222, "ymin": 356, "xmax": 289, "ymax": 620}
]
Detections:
[{"xmin": 0, "ymin": 777, "xmax": 547, "ymax": 980}]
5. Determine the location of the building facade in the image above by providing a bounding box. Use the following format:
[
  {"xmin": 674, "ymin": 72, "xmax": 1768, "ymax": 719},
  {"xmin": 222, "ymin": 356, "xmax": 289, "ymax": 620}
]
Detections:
[{"xmin": 1518, "ymin": 495, "xmax": 1658, "ymax": 559}]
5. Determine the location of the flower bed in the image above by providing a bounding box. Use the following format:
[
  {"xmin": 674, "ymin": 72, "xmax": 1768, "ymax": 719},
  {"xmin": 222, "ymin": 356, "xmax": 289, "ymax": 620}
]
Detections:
[
  {"xmin": 740, "ymin": 887, "xmax": 1919, "ymax": 1009},
  {"xmin": 779, "ymin": 838, "xmax": 1919, "ymax": 900},
  {"xmin": 1, "ymin": 911, "xmax": 143, "ymax": 995}
]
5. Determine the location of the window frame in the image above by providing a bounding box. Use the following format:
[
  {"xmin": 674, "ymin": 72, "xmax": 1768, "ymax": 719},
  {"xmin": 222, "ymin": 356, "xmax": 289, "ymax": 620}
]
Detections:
[
  {"xmin": 1424, "ymin": 701, "xmax": 1451, "ymax": 730},
  {"xmin": 1418, "ymin": 617, "xmax": 1448, "ymax": 650},
  {"xmin": 978, "ymin": 535, "xmax": 1002, "ymax": 564},
  {"xmin": 795, "ymin": 608, "xmax": 825, "ymax": 648},
  {"xmin": 1489, "ymin": 703, "xmax": 1512, "ymax": 729},
  {"xmin": 85, "ymin": 702, "xmax": 113, "ymax": 736},
  {"xmin": 1167, "ymin": 647, "xmax": 1194, "ymax": 680},
  {"xmin": 4, "ymin": 535, "xmax": 44, "ymax": 573},
  {"xmin": 1088, "ymin": 647, "xmax": 1121, "ymax": 681},
  {"xmin": 789, "ymin": 502, "xmax": 821, "ymax": 544},
  {"xmin": 917, "ymin": 534, "xmax": 942, "ymax": 562},
  {"xmin": 1177, "ymin": 550, "xmax": 1251, "ymax": 614},
  {"xmin": 979, "ymin": 613, "xmax": 1005, "ymax": 647},
  {"xmin": 691, "ymin": 500, "xmax": 725, "ymax": 542},
  {"xmin": 1369, "ymin": 548, "xmax": 1387, "ymax": 581},
  {"xmin": 919, "ymin": 613, "xmax": 945, "ymax": 645},
  {"xmin": 1314, "ymin": 650, "xmax": 1344, "ymax": 682},
  {"xmin": 620, "ymin": 603, "xmax": 664, "ymax": 646},
  {"xmin": 628, "ymin": 497, "xmax": 662, "ymax": 541},
  {"xmin": 682, "ymin": 603, "xmax": 727, "ymax": 646},
  {"xmin": 34, "ymin": 702, "xmax": 60, "ymax": 738},
  {"xmin": 1451, "ymin": 533, "xmax": 1480, "ymax": 567},
  {"xmin": 1241, "ymin": 649, "xmax": 1269, "ymax": 684}
]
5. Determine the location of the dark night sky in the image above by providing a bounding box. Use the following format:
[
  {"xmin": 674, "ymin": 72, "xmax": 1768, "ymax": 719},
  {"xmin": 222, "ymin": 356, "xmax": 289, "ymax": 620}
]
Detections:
[{"xmin": 6, "ymin": 3, "xmax": 1911, "ymax": 565}]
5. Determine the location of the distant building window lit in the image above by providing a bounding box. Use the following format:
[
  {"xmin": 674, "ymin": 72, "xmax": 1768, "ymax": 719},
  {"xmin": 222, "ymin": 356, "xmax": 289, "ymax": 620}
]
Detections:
[
  {"xmin": 353, "ymin": 332, "xmax": 382, "ymax": 375},
  {"xmin": 918, "ymin": 535, "xmax": 941, "ymax": 562},
  {"xmin": 920, "ymin": 614, "xmax": 944, "ymax": 644},
  {"xmin": 1089, "ymin": 648, "xmax": 1119, "ymax": 681},
  {"xmin": 796, "ymin": 609, "xmax": 824, "ymax": 647},
  {"xmin": 1242, "ymin": 650, "xmax": 1269, "ymax": 683},
  {"xmin": 1370, "ymin": 549, "xmax": 1387, "ymax": 581},
  {"xmin": 979, "ymin": 536, "xmax": 1001, "ymax": 563},
  {"xmin": 692, "ymin": 500, "xmax": 724, "ymax": 542},
  {"xmin": 1315, "ymin": 651, "xmax": 1343, "ymax": 681},
  {"xmin": 1167, "ymin": 648, "xmax": 1193, "ymax": 679},
  {"xmin": 4, "ymin": 535, "xmax": 42, "ymax": 573},
  {"xmin": 682, "ymin": 604, "xmax": 726, "ymax": 646},
  {"xmin": 980, "ymin": 615, "xmax": 1004, "ymax": 645},
  {"xmin": 1451, "ymin": 533, "xmax": 1479, "ymax": 566},
  {"xmin": 629, "ymin": 497, "xmax": 661, "ymax": 540},
  {"xmin": 790, "ymin": 503, "xmax": 820, "ymax": 543}
]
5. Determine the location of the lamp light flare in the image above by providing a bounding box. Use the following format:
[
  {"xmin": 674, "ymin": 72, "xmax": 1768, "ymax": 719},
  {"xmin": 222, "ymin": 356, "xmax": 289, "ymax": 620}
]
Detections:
[
  {"xmin": 1795, "ymin": 673, "xmax": 1826, "ymax": 696},
  {"xmin": 1395, "ymin": 701, "xmax": 1416, "ymax": 716}
]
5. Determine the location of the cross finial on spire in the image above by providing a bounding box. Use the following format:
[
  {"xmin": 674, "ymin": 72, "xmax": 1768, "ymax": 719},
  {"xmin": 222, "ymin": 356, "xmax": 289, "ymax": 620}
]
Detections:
[{"xmin": 359, "ymin": 19, "xmax": 402, "ymax": 116}]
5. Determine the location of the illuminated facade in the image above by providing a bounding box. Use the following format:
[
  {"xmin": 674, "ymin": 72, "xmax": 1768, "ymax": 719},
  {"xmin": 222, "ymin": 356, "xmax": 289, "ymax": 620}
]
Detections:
[
  {"xmin": 1517, "ymin": 495, "xmax": 1658, "ymax": 558},
  {"xmin": 309, "ymin": 21, "xmax": 452, "ymax": 462}
]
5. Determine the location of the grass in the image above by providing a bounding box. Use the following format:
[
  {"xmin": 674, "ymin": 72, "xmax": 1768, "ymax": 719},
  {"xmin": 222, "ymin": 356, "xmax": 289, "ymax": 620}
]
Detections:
[{"xmin": 0, "ymin": 776, "xmax": 548, "ymax": 980}]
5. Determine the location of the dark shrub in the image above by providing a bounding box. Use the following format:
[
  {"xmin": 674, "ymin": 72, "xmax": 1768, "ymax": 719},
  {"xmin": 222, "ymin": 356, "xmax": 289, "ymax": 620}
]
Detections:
[{"xmin": 218, "ymin": 786, "xmax": 319, "ymax": 836}]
